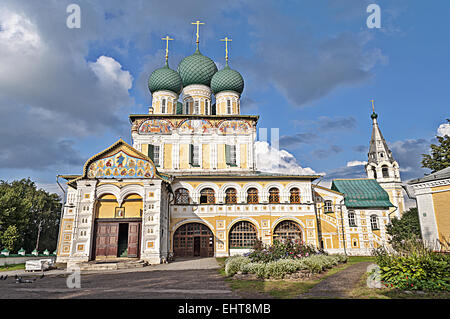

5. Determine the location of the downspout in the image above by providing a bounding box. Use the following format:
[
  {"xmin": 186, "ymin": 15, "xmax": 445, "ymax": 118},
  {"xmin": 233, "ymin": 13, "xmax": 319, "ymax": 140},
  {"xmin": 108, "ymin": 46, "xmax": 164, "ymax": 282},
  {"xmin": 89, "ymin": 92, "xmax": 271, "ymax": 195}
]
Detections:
[
  {"xmin": 56, "ymin": 175, "xmax": 67, "ymax": 259},
  {"xmin": 311, "ymin": 177, "xmax": 323, "ymax": 251},
  {"xmin": 339, "ymin": 198, "xmax": 347, "ymax": 256},
  {"xmin": 167, "ymin": 183, "xmax": 174, "ymax": 261}
]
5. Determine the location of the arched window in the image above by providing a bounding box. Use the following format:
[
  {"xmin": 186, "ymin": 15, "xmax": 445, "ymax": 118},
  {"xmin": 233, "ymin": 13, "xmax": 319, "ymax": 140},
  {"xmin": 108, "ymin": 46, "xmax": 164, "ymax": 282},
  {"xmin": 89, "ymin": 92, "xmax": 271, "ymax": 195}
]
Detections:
[
  {"xmin": 247, "ymin": 188, "xmax": 259, "ymax": 204},
  {"xmin": 273, "ymin": 220, "xmax": 302, "ymax": 242},
  {"xmin": 324, "ymin": 200, "xmax": 333, "ymax": 213},
  {"xmin": 229, "ymin": 221, "xmax": 257, "ymax": 248},
  {"xmin": 370, "ymin": 215, "xmax": 379, "ymax": 230},
  {"xmin": 268, "ymin": 188, "xmax": 280, "ymax": 203},
  {"xmin": 382, "ymin": 165, "xmax": 389, "ymax": 178},
  {"xmin": 161, "ymin": 98, "xmax": 167, "ymax": 113},
  {"xmin": 372, "ymin": 167, "xmax": 377, "ymax": 179},
  {"xmin": 174, "ymin": 188, "xmax": 189, "ymax": 204},
  {"xmin": 348, "ymin": 211, "xmax": 357, "ymax": 227},
  {"xmin": 290, "ymin": 188, "xmax": 300, "ymax": 203},
  {"xmin": 200, "ymin": 188, "xmax": 215, "ymax": 204},
  {"xmin": 225, "ymin": 188, "xmax": 237, "ymax": 204}
]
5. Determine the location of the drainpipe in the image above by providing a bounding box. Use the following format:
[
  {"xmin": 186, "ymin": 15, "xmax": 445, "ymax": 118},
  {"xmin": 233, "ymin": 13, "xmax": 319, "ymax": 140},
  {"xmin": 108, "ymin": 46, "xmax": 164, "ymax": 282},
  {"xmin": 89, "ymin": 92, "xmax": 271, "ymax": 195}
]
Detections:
[
  {"xmin": 56, "ymin": 175, "xmax": 67, "ymax": 260},
  {"xmin": 167, "ymin": 183, "xmax": 174, "ymax": 261},
  {"xmin": 339, "ymin": 198, "xmax": 347, "ymax": 256}
]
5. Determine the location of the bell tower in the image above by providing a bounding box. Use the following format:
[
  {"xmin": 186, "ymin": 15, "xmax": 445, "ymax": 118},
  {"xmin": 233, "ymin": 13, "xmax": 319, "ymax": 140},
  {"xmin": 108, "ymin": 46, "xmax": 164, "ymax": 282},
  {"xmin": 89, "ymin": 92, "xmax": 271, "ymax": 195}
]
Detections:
[{"xmin": 365, "ymin": 100, "xmax": 405, "ymax": 218}]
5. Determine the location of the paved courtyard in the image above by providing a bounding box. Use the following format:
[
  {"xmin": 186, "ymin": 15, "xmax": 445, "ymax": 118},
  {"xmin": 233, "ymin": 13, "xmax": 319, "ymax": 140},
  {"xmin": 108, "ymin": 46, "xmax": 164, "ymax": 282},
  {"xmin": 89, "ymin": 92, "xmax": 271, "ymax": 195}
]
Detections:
[{"xmin": 0, "ymin": 258, "xmax": 241, "ymax": 299}]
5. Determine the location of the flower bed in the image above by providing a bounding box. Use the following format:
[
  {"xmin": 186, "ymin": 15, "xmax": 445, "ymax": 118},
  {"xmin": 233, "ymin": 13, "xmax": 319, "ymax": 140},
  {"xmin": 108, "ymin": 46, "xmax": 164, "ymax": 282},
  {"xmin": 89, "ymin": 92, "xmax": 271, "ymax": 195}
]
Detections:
[{"xmin": 225, "ymin": 254, "xmax": 347, "ymax": 279}]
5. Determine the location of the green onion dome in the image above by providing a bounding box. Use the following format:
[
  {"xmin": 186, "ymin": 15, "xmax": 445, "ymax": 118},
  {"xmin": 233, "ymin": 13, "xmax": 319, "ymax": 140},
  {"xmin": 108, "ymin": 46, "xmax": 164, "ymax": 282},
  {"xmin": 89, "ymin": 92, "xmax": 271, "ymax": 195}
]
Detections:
[
  {"xmin": 148, "ymin": 62, "xmax": 183, "ymax": 95},
  {"xmin": 177, "ymin": 49, "xmax": 218, "ymax": 87},
  {"xmin": 210, "ymin": 63, "xmax": 244, "ymax": 95}
]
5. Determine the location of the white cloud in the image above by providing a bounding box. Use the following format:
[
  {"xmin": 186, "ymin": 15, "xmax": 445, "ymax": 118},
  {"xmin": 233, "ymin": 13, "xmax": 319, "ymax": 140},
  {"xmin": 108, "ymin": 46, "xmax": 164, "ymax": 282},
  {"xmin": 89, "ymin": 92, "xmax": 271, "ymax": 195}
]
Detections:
[
  {"xmin": 255, "ymin": 141, "xmax": 320, "ymax": 175},
  {"xmin": 437, "ymin": 122, "xmax": 450, "ymax": 137},
  {"xmin": 89, "ymin": 56, "xmax": 133, "ymax": 91},
  {"xmin": 346, "ymin": 160, "xmax": 367, "ymax": 167}
]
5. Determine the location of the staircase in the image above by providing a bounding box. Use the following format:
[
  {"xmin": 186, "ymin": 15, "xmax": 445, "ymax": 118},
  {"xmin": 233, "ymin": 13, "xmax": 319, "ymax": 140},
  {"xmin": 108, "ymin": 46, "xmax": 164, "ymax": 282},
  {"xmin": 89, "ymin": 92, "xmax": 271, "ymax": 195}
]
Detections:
[{"xmin": 76, "ymin": 259, "xmax": 148, "ymax": 271}]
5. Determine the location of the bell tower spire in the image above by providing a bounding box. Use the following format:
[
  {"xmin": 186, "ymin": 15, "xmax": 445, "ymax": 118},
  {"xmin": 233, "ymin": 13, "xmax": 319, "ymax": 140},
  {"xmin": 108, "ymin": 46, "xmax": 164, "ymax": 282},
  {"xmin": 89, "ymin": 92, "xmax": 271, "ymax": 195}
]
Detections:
[{"xmin": 365, "ymin": 100, "xmax": 405, "ymax": 217}]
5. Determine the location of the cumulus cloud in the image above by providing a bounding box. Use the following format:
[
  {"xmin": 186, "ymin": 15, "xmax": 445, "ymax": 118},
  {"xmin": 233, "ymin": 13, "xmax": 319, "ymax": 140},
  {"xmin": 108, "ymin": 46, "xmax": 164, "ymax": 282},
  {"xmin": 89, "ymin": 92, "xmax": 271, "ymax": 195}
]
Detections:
[
  {"xmin": 437, "ymin": 122, "xmax": 450, "ymax": 137},
  {"xmin": 255, "ymin": 141, "xmax": 319, "ymax": 175},
  {"xmin": 312, "ymin": 145, "xmax": 343, "ymax": 159}
]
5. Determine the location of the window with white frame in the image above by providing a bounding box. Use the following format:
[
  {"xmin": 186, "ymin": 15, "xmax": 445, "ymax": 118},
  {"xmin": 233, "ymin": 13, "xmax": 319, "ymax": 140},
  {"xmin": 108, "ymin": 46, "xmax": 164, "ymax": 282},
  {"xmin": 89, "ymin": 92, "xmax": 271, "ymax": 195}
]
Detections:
[
  {"xmin": 161, "ymin": 98, "xmax": 167, "ymax": 113},
  {"xmin": 205, "ymin": 100, "xmax": 209, "ymax": 115},
  {"xmin": 348, "ymin": 211, "xmax": 357, "ymax": 227},
  {"xmin": 194, "ymin": 100, "xmax": 200, "ymax": 114},
  {"xmin": 225, "ymin": 144, "xmax": 236, "ymax": 166},
  {"xmin": 324, "ymin": 200, "xmax": 333, "ymax": 213},
  {"xmin": 227, "ymin": 99, "xmax": 232, "ymax": 114},
  {"xmin": 370, "ymin": 215, "xmax": 379, "ymax": 230},
  {"xmin": 153, "ymin": 145, "xmax": 160, "ymax": 166},
  {"xmin": 189, "ymin": 144, "xmax": 200, "ymax": 166}
]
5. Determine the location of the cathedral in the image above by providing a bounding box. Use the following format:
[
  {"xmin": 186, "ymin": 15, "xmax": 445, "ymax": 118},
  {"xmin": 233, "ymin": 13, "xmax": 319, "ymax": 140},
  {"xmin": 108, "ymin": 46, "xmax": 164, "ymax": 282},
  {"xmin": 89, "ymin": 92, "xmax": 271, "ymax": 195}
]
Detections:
[{"xmin": 56, "ymin": 23, "xmax": 406, "ymax": 265}]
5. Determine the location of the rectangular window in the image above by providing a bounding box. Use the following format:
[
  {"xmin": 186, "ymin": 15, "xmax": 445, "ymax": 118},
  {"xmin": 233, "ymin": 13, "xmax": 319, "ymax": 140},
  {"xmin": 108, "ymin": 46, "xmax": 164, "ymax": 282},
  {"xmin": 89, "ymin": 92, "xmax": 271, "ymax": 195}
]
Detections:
[
  {"xmin": 225, "ymin": 144, "xmax": 236, "ymax": 166},
  {"xmin": 348, "ymin": 211, "xmax": 357, "ymax": 227},
  {"xmin": 161, "ymin": 99, "xmax": 166, "ymax": 113},
  {"xmin": 189, "ymin": 144, "xmax": 199, "ymax": 166},
  {"xmin": 205, "ymin": 100, "xmax": 209, "ymax": 115},
  {"xmin": 324, "ymin": 200, "xmax": 333, "ymax": 213},
  {"xmin": 227, "ymin": 99, "xmax": 232, "ymax": 114},
  {"xmin": 185, "ymin": 101, "xmax": 189, "ymax": 114},
  {"xmin": 148, "ymin": 145, "xmax": 160, "ymax": 166},
  {"xmin": 194, "ymin": 100, "xmax": 200, "ymax": 114}
]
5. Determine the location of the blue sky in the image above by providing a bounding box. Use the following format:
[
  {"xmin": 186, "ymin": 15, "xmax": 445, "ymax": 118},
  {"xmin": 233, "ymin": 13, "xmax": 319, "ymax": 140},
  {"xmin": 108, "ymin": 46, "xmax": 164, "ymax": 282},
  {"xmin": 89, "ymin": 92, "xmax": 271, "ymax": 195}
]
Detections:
[{"xmin": 0, "ymin": 0, "xmax": 449, "ymax": 194}]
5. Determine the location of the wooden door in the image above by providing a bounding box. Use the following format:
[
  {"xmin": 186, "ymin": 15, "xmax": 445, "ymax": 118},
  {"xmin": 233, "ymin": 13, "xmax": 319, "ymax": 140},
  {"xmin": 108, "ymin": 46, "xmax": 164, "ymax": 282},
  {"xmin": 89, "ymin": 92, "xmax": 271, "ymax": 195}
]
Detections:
[
  {"xmin": 127, "ymin": 222, "xmax": 140, "ymax": 258},
  {"xmin": 95, "ymin": 223, "xmax": 119, "ymax": 258},
  {"xmin": 194, "ymin": 237, "xmax": 200, "ymax": 256}
]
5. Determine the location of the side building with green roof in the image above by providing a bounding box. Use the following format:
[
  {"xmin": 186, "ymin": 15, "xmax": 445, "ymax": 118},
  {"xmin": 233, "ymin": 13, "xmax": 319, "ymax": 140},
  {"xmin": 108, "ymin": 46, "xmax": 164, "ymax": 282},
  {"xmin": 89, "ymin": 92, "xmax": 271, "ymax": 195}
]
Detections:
[{"xmin": 330, "ymin": 178, "xmax": 394, "ymax": 254}]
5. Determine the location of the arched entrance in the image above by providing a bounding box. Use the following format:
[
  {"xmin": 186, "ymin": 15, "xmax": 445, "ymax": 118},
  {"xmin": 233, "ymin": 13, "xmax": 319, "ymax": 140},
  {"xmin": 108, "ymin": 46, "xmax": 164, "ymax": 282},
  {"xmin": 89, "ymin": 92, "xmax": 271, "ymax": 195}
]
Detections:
[
  {"xmin": 173, "ymin": 223, "xmax": 214, "ymax": 258},
  {"xmin": 273, "ymin": 220, "xmax": 302, "ymax": 242},
  {"xmin": 93, "ymin": 193, "xmax": 142, "ymax": 260}
]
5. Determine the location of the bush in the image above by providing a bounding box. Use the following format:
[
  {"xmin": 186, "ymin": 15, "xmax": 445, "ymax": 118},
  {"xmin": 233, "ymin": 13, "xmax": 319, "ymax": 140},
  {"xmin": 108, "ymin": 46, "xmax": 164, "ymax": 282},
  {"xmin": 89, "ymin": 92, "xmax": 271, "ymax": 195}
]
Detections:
[
  {"xmin": 225, "ymin": 254, "xmax": 345, "ymax": 279},
  {"xmin": 374, "ymin": 239, "xmax": 450, "ymax": 291},
  {"xmin": 247, "ymin": 238, "xmax": 318, "ymax": 263}
]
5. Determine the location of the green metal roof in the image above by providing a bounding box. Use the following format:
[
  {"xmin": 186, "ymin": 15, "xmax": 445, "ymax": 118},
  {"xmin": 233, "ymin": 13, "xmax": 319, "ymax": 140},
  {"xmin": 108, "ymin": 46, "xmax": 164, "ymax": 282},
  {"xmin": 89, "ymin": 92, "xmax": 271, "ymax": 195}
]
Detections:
[
  {"xmin": 210, "ymin": 64, "xmax": 244, "ymax": 95},
  {"xmin": 331, "ymin": 179, "xmax": 394, "ymax": 208},
  {"xmin": 177, "ymin": 49, "xmax": 218, "ymax": 87},
  {"xmin": 148, "ymin": 63, "xmax": 183, "ymax": 94}
]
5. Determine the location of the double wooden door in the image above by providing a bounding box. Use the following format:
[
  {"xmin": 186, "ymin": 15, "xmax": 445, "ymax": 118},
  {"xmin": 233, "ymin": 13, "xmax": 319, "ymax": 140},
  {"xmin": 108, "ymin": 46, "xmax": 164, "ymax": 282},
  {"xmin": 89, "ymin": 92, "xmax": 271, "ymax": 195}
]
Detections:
[{"xmin": 94, "ymin": 221, "xmax": 141, "ymax": 259}]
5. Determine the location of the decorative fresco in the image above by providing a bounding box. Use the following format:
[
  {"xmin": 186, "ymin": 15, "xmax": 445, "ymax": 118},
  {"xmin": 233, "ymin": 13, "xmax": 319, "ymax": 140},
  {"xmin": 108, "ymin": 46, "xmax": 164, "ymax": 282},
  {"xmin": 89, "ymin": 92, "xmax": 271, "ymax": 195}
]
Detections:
[
  {"xmin": 218, "ymin": 120, "xmax": 251, "ymax": 134},
  {"xmin": 178, "ymin": 119, "xmax": 214, "ymax": 134},
  {"xmin": 138, "ymin": 119, "xmax": 173, "ymax": 134},
  {"xmin": 87, "ymin": 151, "xmax": 155, "ymax": 179}
]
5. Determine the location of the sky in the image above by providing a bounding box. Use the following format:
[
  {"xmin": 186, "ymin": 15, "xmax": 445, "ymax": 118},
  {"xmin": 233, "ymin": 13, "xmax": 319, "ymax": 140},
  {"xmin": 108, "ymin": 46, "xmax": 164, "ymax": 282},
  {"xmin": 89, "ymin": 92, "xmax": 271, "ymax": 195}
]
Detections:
[{"xmin": 0, "ymin": 0, "xmax": 449, "ymax": 195}]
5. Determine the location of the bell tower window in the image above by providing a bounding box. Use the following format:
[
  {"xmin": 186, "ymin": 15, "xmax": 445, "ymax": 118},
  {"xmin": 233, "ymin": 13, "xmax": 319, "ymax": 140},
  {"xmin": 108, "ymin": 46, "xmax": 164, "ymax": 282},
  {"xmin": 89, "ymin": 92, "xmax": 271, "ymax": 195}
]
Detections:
[
  {"xmin": 227, "ymin": 99, "xmax": 232, "ymax": 114},
  {"xmin": 194, "ymin": 100, "xmax": 200, "ymax": 114},
  {"xmin": 161, "ymin": 98, "xmax": 167, "ymax": 114}
]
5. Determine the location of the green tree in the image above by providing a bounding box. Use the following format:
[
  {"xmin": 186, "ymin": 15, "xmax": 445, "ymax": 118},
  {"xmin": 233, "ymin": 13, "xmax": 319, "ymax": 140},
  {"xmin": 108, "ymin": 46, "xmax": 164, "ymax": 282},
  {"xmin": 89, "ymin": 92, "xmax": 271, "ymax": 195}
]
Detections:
[
  {"xmin": 421, "ymin": 119, "xmax": 450, "ymax": 173},
  {"xmin": 0, "ymin": 225, "xmax": 20, "ymax": 251},
  {"xmin": 0, "ymin": 178, "xmax": 62, "ymax": 252},
  {"xmin": 386, "ymin": 207, "xmax": 422, "ymax": 250}
]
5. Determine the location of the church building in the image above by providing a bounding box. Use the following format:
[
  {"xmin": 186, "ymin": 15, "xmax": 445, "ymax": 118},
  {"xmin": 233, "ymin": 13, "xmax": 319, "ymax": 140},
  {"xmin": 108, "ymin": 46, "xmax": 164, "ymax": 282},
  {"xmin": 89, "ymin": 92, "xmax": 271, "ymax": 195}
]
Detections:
[{"xmin": 56, "ymin": 22, "xmax": 406, "ymax": 265}]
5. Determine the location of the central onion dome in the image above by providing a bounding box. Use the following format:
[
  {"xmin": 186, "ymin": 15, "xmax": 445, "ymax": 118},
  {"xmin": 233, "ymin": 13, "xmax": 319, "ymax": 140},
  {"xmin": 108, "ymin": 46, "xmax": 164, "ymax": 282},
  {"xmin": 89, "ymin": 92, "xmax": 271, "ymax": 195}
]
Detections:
[
  {"xmin": 148, "ymin": 62, "xmax": 183, "ymax": 95},
  {"xmin": 177, "ymin": 48, "xmax": 218, "ymax": 87},
  {"xmin": 210, "ymin": 62, "xmax": 244, "ymax": 95}
]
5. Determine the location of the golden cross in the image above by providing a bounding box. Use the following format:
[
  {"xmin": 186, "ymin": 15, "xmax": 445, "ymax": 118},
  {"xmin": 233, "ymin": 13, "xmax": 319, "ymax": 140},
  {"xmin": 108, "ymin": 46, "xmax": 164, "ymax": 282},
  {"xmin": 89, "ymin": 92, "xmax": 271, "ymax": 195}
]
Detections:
[
  {"xmin": 370, "ymin": 99, "xmax": 375, "ymax": 113},
  {"xmin": 161, "ymin": 36, "xmax": 174, "ymax": 62},
  {"xmin": 220, "ymin": 37, "xmax": 232, "ymax": 62},
  {"xmin": 191, "ymin": 20, "xmax": 205, "ymax": 45}
]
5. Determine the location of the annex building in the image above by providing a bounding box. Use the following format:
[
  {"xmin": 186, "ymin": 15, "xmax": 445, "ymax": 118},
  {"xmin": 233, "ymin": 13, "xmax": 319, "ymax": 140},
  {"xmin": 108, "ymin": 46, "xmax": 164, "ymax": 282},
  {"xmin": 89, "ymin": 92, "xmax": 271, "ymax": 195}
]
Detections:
[{"xmin": 56, "ymin": 23, "xmax": 406, "ymax": 265}]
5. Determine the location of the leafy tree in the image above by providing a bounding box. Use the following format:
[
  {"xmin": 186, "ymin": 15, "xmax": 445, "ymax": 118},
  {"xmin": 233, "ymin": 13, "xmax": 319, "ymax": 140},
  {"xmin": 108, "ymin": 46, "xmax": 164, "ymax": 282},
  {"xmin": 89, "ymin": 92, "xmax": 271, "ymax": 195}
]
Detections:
[
  {"xmin": 386, "ymin": 207, "xmax": 422, "ymax": 250},
  {"xmin": 0, "ymin": 178, "xmax": 62, "ymax": 252},
  {"xmin": 0, "ymin": 225, "xmax": 20, "ymax": 251},
  {"xmin": 421, "ymin": 119, "xmax": 450, "ymax": 173}
]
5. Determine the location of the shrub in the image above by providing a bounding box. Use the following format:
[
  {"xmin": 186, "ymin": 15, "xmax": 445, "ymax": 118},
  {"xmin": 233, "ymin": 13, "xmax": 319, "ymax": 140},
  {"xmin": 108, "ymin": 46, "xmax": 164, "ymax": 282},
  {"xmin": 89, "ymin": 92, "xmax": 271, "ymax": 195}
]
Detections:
[
  {"xmin": 248, "ymin": 238, "xmax": 318, "ymax": 263},
  {"xmin": 374, "ymin": 239, "xmax": 450, "ymax": 291},
  {"xmin": 225, "ymin": 254, "xmax": 345, "ymax": 279}
]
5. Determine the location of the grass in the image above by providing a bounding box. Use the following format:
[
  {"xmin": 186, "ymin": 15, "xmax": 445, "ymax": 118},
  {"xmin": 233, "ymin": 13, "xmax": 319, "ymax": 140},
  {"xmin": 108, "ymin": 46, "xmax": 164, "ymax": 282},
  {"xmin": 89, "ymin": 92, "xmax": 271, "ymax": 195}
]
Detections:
[
  {"xmin": 0, "ymin": 263, "xmax": 25, "ymax": 272},
  {"xmin": 349, "ymin": 272, "xmax": 450, "ymax": 299},
  {"xmin": 216, "ymin": 255, "xmax": 370, "ymax": 299}
]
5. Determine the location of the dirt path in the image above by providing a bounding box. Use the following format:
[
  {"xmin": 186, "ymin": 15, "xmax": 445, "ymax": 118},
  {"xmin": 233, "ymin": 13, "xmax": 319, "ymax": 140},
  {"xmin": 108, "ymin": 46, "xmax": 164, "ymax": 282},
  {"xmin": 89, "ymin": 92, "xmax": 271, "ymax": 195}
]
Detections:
[{"xmin": 299, "ymin": 261, "xmax": 373, "ymax": 299}]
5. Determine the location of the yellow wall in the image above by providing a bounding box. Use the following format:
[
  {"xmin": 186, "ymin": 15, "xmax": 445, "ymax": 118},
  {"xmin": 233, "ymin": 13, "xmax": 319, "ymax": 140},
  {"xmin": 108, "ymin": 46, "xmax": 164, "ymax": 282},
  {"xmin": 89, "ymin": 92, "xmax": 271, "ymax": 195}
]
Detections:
[
  {"xmin": 96, "ymin": 194, "xmax": 143, "ymax": 219},
  {"xmin": 431, "ymin": 185, "xmax": 450, "ymax": 246},
  {"xmin": 164, "ymin": 144, "xmax": 172, "ymax": 169},
  {"xmin": 141, "ymin": 144, "xmax": 148, "ymax": 157},
  {"xmin": 96, "ymin": 194, "xmax": 119, "ymax": 219},
  {"xmin": 240, "ymin": 144, "xmax": 247, "ymax": 168},
  {"xmin": 179, "ymin": 144, "xmax": 189, "ymax": 169},
  {"xmin": 217, "ymin": 144, "xmax": 226, "ymax": 169},
  {"xmin": 202, "ymin": 144, "xmax": 210, "ymax": 169}
]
